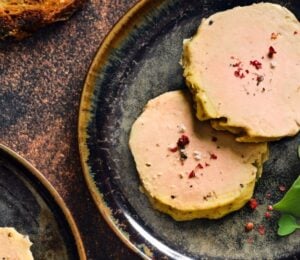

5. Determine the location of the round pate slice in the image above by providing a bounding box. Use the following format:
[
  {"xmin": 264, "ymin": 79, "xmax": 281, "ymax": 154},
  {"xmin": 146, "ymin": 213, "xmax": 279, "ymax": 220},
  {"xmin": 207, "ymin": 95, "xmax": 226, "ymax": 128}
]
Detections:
[
  {"xmin": 182, "ymin": 3, "xmax": 300, "ymax": 142},
  {"xmin": 0, "ymin": 227, "xmax": 33, "ymax": 259},
  {"xmin": 129, "ymin": 90, "xmax": 268, "ymax": 221}
]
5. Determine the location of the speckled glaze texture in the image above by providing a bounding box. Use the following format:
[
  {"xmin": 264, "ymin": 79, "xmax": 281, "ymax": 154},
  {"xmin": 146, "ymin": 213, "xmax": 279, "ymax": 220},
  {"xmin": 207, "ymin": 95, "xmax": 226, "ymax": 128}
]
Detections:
[
  {"xmin": 0, "ymin": 0, "xmax": 140, "ymax": 259},
  {"xmin": 79, "ymin": 0, "xmax": 300, "ymax": 259}
]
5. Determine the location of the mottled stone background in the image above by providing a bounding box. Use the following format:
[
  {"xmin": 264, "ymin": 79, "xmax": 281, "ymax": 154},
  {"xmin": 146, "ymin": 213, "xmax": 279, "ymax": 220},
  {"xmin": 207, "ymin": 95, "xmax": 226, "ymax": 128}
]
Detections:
[{"xmin": 0, "ymin": 0, "xmax": 140, "ymax": 259}]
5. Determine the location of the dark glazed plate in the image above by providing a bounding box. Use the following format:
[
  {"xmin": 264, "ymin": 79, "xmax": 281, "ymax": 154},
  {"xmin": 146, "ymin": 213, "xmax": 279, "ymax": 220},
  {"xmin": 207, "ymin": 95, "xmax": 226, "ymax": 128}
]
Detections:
[
  {"xmin": 78, "ymin": 0, "xmax": 300, "ymax": 259},
  {"xmin": 0, "ymin": 144, "xmax": 86, "ymax": 260}
]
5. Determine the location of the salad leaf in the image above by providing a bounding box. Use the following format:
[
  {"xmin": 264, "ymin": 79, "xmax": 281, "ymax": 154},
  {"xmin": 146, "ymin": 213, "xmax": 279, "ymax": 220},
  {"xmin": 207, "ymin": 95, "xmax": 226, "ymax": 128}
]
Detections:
[
  {"xmin": 277, "ymin": 214, "xmax": 300, "ymax": 236},
  {"xmin": 273, "ymin": 175, "xmax": 300, "ymax": 217}
]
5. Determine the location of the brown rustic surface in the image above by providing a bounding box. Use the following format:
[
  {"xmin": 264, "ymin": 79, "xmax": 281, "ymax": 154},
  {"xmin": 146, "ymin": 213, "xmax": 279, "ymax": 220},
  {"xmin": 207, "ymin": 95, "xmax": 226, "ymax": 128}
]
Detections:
[{"xmin": 0, "ymin": 0, "xmax": 140, "ymax": 259}]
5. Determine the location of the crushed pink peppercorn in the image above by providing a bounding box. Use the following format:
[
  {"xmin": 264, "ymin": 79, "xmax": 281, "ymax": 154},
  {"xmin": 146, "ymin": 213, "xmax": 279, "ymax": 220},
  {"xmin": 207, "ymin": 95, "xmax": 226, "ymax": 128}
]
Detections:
[
  {"xmin": 177, "ymin": 135, "xmax": 190, "ymax": 148},
  {"xmin": 197, "ymin": 163, "xmax": 204, "ymax": 169},
  {"xmin": 210, "ymin": 153, "xmax": 218, "ymax": 160},
  {"xmin": 250, "ymin": 60, "xmax": 262, "ymax": 70},
  {"xmin": 268, "ymin": 46, "xmax": 277, "ymax": 58},
  {"xmin": 245, "ymin": 222, "xmax": 254, "ymax": 232},
  {"xmin": 248, "ymin": 198, "xmax": 258, "ymax": 210},
  {"xmin": 234, "ymin": 69, "xmax": 245, "ymax": 79},
  {"xmin": 188, "ymin": 170, "xmax": 196, "ymax": 178},
  {"xmin": 265, "ymin": 212, "xmax": 271, "ymax": 219}
]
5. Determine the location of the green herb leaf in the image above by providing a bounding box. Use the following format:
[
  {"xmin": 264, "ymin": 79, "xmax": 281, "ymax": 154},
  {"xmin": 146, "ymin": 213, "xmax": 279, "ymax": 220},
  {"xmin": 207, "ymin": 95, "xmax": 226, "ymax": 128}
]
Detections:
[
  {"xmin": 277, "ymin": 214, "xmax": 300, "ymax": 236},
  {"xmin": 273, "ymin": 175, "xmax": 300, "ymax": 217}
]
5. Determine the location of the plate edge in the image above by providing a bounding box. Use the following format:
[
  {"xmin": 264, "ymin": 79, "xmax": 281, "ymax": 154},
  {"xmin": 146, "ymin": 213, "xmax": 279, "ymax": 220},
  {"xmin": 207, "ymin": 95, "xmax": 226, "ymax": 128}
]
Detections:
[
  {"xmin": 77, "ymin": 0, "xmax": 166, "ymax": 259},
  {"xmin": 0, "ymin": 143, "xmax": 87, "ymax": 260}
]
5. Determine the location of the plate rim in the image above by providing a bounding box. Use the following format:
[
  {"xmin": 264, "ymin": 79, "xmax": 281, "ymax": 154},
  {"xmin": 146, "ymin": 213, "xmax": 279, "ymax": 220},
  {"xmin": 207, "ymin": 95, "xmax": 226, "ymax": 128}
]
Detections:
[
  {"xmin": 77, "ymin": 0, "xmax": 300, "ymax": 258},
  {"xmin": 0, "ymin": 143, "xmax": 87, "ymax": 260},
  {"xmin": 78, "ymin": 0, "xmax": 164, "ymax": 258}
]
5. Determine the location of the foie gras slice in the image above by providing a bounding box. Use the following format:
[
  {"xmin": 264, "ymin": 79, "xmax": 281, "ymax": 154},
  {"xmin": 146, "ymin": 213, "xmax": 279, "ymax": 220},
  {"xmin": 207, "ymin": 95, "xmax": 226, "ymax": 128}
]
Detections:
[
  {"xmin": 0, "ymin": 227, "xmax": 33, "ymax": 259},
  {"xmin": 129, "ymin": 90, "xmax": 268, "ymax": 221},
  {"xmin": 182, "ymin": 3, "xmax": 300, "ymax": 142}
]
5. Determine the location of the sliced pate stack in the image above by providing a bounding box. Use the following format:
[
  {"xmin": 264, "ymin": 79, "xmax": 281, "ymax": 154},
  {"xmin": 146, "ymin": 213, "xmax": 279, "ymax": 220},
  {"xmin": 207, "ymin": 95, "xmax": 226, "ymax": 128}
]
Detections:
[
  {"xmin": 129, "ymin": 3, "xmax": 300, "ymax": 220},
  {"xmin": 182, "ymin": 3, "xmax": 300, "ymax": 142},
  {"xmin": 129, "ymin": 91, "xmax": 268, "ymax": 220}
]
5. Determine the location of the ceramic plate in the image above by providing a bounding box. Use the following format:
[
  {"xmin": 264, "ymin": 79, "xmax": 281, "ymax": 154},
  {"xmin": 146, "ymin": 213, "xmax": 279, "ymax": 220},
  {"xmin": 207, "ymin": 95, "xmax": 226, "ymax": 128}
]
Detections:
[
  {"xmin": 78, "ymin": 0, "xmax": 300, "ymax": 258},
  {"xmin": 0, "ymin": 144, "xmax": 86, "ymax": 259}
]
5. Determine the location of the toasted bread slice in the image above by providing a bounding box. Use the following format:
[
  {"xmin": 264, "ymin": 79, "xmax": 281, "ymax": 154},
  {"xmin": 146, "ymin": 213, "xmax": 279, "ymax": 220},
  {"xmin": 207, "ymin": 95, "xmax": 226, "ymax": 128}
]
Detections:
[{"xmin": 0, "ymin": 0, "xmax": 86, "ymax": 39}]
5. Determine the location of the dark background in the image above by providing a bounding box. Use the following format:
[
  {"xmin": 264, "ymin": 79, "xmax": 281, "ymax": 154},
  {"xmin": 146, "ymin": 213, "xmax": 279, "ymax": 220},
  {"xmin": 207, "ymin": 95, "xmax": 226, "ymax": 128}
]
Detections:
[{"xmin": 0, "ymin": 0, "xmax": 140, "ymax": 259}]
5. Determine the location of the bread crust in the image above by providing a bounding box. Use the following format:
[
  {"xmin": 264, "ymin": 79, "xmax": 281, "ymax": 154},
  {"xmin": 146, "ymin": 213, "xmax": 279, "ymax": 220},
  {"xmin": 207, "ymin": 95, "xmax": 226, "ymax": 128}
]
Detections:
[{"xmin": 0, "ymin": 0, "xmax": 86, "ymax": 39}]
